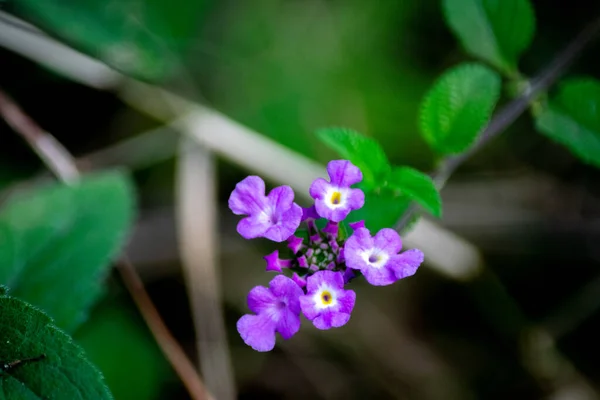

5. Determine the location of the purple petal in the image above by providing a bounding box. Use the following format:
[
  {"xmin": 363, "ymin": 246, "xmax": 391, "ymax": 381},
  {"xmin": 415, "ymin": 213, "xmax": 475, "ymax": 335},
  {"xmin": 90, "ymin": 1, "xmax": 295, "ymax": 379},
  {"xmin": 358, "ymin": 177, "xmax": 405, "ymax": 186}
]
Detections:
[
  {"xmin": 247, "ymin": 286, "xmax": 276, "ymax": 314},
  {"xmin": 267, "ymin": 185, "xmax": 295, "ymax": 212},
  {"xmin": 346, "ymin": 188, "xmax": 365, "ymax": 211},
  {"xmin": 337, "ymin": 289, "xmax": 356, "ymax": 314},
  {"xmin": 299, "ymin": 295, "xmax": 319, "ymax": 320},
  {"xmin": 343, "ymin": 268, "xmax": 355, "ymax": 283},
  {"xmin": 302, "ymin": 205, "xmax": 320, "ymax": 221},
  {"xmin": 229, "ymin": 176, "xmax": 267, "ymax": 215},
  {"xmin": 361, "ymin": 265, "xmax": 397, "ymax": 286},
  {"xmin": 262, "ymin": 203, "xmax": 302, "ymax": 242},
  {"xmin": 292, "ymin": 273, "xmax": 307, "ymax": 288},
  {"xmin": 298, "ymin": 255, "xmax": 308, "ymax": 268},
  {"xmin": 326, "ymin": 160, "xmax": 363, "ymax": 187},
  {"xmin": 264, "ymin": 250, "xmax": 282, "ymax": 273},
  {"xmin": 373, "ymin": 228, "xmax": 402, "ymax": 255},
  {"xmin": 276, "ymin": 308, "xmax": 301, "ymax": 339},
  {"xmin": 309, "ymin": 178, "xmax": 329, "ymax": 200},
  {"xmin": 313, "ymin": 310, "xmax": 350, "ymax": 330},
  {"xmin": 389, "ymin": 249, "xmax": 424, "ymax": 280},
  {"xmin": 344, "ymin": 228, "xmax": 374, "ymax": 270},
  {"xmin": 237, "ymin": 314, "xmax": 277, "ymax": 352},
  {"xmin": 348, "ymin": 220, "xmax": 365, "ymax": 231},
  {"xmin": 305, "ymin": 270, "xmax": 344, "ymax": 293},
  {"xmin": 287, "ymin": 235, "xmax": 304, "ymax": 254},
  {"xmin": 236, "ymin": 215, "xmax": 269, "ymax": 239},
  {"xmin": 322, "ymin": 221, "xmax": 339, "ymax": 237},
  {"xmin": 269, "ymin": 275, "xmax": 303, "ymax": 315}
]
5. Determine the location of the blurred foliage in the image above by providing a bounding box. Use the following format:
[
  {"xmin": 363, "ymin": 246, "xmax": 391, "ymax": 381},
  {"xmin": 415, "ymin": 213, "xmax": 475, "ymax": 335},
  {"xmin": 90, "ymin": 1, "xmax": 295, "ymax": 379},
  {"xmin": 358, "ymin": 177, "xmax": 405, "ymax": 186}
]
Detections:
[
  {"xmin": 75, "ymin": 295, "xmax": 173, "ymax": 400},
  {"xmin": 0, "ymin": 292, "xmax": 113, "ymax": 399},
  {"xmin": 8, "ymin": 0, "xmax": 213, "ymax": 81},
  {"xmin": 442, "ymin": 0, "xmax": 535, "ymax": 76},
  {"xmin": 535, "ymin": 77, "xmax": 600, "ymax": 168},
  {"xmin": 0, "ymin": 172, "xmax": 134, "ymax": 332}
]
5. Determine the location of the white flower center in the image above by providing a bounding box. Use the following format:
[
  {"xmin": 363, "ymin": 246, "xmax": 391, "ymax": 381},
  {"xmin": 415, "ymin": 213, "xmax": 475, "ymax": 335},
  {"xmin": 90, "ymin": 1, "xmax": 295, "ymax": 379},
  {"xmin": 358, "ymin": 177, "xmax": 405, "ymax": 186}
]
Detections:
[
  {"xmin": 360, "ymin": 249, "xmax": 389, "ymax": 269},
  {"xmin": 313, "ymin": 286, "xmax": 337, "ymax": 310},
  {"xmin": 324, "ymin": 187, "xmax": 347, "ymax": 209}
]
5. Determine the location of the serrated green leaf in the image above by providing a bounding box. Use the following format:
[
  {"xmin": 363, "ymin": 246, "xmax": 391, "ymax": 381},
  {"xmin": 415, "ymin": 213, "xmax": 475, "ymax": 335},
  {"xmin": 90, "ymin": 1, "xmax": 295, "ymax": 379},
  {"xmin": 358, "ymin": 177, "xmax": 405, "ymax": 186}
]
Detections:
[
  {"xmin": 419, "ymin": 63, "xmax": 501, "ymax": 155},
  {"xmin": 0, "ymin": 171, "xmax": 134, "ymax": 332},
  {"xmin": 316, "ymin": 128, "xmax": 391, "ymax": 189},
  {"xmin": 9, "ymin": 0, "xmax": 211, "ymax": 81},
  {"xmin": 387, "ymin": 167, "xmax": 442, "ymax": 218},
  {"xmin": 443, "ymin": 0, "xmax": 535, "ymax": 75},
  {"xmin": 535, "ymin": 78, "xmax": 600, "ymax": 168},
  {"xmin": 0, "ymin": 294, "xmax": 113, "ymax": 399}
]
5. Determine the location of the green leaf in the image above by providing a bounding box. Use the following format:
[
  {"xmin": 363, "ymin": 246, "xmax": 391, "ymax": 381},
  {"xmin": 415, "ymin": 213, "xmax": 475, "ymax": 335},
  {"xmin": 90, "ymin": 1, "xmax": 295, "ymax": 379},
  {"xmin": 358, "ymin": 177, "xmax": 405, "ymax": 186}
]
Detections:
[
  {"xmin": 0, "ymin": 294, "xmax": 113, "ymax": 399},
  {"xmin": 316, "ymin": 128, "xmax": 391, "ymax": 190},
  {"xmin": 9, "ymin": 0, "xmax": 211, "ymax": 81},
  {"xmin": 442, "ymin": 0, "xmax": 535, "ymax": 75},
  {"xmin": 535, "ymin": 78, "xmax": 600, "ymax": 167},
  {"xmin": 0, "ymin": 171, "xmax": 135, "ymax": 332},
  {"xmin": 419, "ymin": 63, "xmax": 501, "ymax": 154},
  {"xmin": 75, "ymin": 297, "xmax": 172, "ymax": 400},
  {"xmin": 387, "ymin": 167, "xmax": 442, "ymax": 218},
  {"xmin": 347, "ymin": 187, "xmax": 412, "ymax": 233}
]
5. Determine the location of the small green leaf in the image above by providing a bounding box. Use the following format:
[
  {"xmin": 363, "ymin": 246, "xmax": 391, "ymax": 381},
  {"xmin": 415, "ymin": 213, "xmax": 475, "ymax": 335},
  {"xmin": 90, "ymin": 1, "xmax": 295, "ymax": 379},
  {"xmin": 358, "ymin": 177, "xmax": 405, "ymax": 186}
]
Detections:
[
  {"xmin": 419, "ymin": 63, "xmax": 501, "ymax": 154},
  {"xmin": 0, "ymin": 294, "xmax": 113, "ymax": 399},
  {"xmin": 387, "ymin": 167, "xmax": 442, "ymax": 218},
  {"xmin": 535, "ymin": 78, "xmax": 600, "ymax": 167},
  {"xmin": 443, "ymin": 0, "xmax": 535, "ymax": 75},
  {"xmin": 316, "ymin": 128, "xmax": 391, "ymax": 189},
  {"xmin": 0, "ymin": 171, "xmax": 135, "ymax": 332}
]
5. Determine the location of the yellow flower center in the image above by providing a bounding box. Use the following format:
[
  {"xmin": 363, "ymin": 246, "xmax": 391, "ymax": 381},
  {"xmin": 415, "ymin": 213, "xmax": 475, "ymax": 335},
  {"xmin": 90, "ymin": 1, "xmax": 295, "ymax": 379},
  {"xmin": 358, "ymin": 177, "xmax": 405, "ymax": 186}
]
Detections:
[
  {"xmin": 320, "ymin": 290, "xmax": 333, "ymax": 305},
  {"xmin": 330, "ymin": 191, "xmax": 342, "ymax": 205}
]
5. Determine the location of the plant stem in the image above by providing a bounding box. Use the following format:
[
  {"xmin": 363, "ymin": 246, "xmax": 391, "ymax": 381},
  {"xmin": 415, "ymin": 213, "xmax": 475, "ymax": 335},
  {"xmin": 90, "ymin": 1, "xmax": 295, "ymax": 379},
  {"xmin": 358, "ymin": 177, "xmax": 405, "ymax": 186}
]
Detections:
[
  {"xmin": 0, "ymin": 86, "xmax": 213, "ymax": 400},
  {"xmin": 395, "ymin": 14, "xmax": 600, "ymax": 232}
]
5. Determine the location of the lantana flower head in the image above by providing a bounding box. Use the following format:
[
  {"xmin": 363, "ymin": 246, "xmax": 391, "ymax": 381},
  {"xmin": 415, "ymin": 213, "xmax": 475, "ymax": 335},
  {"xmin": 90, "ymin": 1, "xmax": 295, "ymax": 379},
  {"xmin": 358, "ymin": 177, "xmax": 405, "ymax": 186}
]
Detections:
[{"xmin": 231, "ymin": 159, "xmax": 424, "ymax": 351}]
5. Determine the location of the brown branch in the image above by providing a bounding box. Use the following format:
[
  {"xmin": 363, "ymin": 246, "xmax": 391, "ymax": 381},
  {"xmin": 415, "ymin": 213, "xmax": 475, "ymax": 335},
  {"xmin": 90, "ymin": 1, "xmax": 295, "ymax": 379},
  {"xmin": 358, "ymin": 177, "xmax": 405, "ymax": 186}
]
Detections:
[
  {"xmin": 394, "ymin": 14, "xmax": 600, "ymax": 232},
  {"xmin": 0, "ymin": 90, "xmax": 79, "ymax": 182},
  {"xmin": 0, "ymin": 86, "xmax": 212, "ymax": 400}
]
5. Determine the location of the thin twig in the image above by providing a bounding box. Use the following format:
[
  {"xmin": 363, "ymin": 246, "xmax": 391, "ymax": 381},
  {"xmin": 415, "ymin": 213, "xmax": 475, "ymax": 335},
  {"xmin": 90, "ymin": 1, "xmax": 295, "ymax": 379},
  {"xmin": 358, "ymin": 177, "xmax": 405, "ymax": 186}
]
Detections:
[
  {"xmin": 0, "ymin": 86, "xmax": 212, "ymax": 400},
  {"xmin": 0, "ymin": 89, "xmax": 79, "ymax": 182},
  {"xmin": 118, "ymin": 258, "xmax": 214, "ymax": 400},
  {"xmin": 394, "ymin": 14, "xmax": 600, "ymax": 232}
]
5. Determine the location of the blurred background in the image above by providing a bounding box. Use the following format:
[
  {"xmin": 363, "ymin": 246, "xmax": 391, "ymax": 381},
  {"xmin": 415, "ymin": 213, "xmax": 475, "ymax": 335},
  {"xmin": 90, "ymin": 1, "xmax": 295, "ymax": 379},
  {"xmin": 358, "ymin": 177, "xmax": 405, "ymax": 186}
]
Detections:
[{"xmin": 2, "ymin": 0, "xmax": 600, "ymax": 399}]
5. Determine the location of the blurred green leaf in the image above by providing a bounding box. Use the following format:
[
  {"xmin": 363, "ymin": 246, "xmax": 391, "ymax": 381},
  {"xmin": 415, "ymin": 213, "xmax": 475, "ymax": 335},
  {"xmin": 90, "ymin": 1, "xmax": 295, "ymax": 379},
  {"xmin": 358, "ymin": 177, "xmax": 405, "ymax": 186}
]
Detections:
[
  {"xmin": 10, "ymin": 0, "xmax": 211, "ymax": 81},
  {"xmin": 387, "ymin": 167, "xmax": 442, "ymax": 218},
  {"xmin": 347, "ymin": 188, "xmax": 412, "ymax": 233},
  {"xmin": 419, "ymin": 63, "xmax": 501, "ymax": 155},
  {"xmin": 0, "ymin": 171, "xmax": 135, "ymax": 332},
  {"xmin": 316, "ymin": 128, "xmax": 391, "ymax": 189},
  {"xmin": 442, "ymin": 0, "xmax": 535, "ymax": 75},
  {"xmin": 0, "ymin": 294, "xmax": 113, "ymax": 399},
  {"xmin": 75, "ymin": 298, "xmax": 172, "ymax": 400},
  {"xmin": 535, "ymin": 78, "xmax": 600, "ymax": 167}
]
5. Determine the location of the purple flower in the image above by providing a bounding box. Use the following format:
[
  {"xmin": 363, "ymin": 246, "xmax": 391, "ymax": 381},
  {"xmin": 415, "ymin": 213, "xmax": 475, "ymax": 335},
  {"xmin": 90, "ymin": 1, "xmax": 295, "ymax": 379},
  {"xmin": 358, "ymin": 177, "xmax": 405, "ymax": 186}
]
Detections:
[
  {"xmin": 299, "ymin": 271, "xmax": 356, "ymax": 330},
  {"xmin": 344, "ymin": 227, "xmax": 423, "ymax": 286},
  {"xmin": 229, "ymin": 176, "xmax": 302, "ymax": 242},
  {"xmin": 309, "ymin": 160, "xmax": 365, "ymax": 222},
  {"xmin": 237, "ymin": 275, "xmax": 304, "ymax": 352}
]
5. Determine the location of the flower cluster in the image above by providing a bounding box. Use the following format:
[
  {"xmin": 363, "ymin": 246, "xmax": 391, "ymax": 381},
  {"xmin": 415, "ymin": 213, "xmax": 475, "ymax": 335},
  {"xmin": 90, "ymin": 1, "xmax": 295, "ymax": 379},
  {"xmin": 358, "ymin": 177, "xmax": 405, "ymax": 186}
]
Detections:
[{"xmin": 230, "ymin": 160, "xmax": 424, "ymax": 351}]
